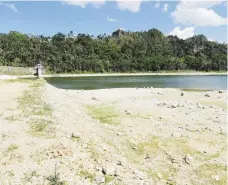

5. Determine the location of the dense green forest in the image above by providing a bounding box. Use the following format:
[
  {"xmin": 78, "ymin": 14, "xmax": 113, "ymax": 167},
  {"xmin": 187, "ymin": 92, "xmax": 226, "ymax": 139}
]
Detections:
[{"xmin": 0, "ymin": 29, "xmax": 227, "ymax": 73}]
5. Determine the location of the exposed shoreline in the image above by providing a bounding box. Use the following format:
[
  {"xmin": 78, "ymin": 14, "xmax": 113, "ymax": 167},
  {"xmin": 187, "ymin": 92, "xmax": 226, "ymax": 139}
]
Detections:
[
  {"xmin": 0, "ymin": 72, "xmax": 227, "ymax": 80},
  {"xmin": 0, "ymin": 79, "xmax": 227, "ymax": 185}
]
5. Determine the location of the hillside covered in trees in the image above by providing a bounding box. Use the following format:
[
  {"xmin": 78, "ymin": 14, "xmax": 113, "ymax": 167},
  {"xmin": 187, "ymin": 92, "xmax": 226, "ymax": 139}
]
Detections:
[{"xmin": 0, "ymin": 29, "xmax": 227, "ymax": 73}]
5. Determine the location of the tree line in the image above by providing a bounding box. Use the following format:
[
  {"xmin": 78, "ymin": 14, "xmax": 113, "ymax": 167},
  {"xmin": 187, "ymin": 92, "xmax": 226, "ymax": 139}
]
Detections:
[{"xmin": 0, "ymin": 29, "xmax": 227, "ymax": 73}]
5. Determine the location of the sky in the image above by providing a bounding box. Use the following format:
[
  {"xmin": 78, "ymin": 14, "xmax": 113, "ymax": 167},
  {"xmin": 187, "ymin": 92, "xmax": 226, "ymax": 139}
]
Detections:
[{"xmin": 0, "ymin": 0, "xmax": 227, "ymax": 42}]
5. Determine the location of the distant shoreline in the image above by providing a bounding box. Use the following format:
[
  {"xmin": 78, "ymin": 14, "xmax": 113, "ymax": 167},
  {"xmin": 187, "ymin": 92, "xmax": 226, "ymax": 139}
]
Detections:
[{"xmin": 0, "ymin": 72, "xmax": 227, "ymax": 80}]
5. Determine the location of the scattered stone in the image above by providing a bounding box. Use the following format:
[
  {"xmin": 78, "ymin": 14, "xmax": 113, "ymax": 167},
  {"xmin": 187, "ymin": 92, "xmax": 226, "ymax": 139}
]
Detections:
[
  {"xmin": 132, "ymin": 146, "xmax": 138, "ymax": 150},
  {"xmin": 170, "ymin": 156, "xmax": 178, "ymax": 164},
  {"xmin": 181, "ymin": 92, "xmax": 184, "ymax": 96},
  {"xmin": 184, "ymin": 154, "xmax": 193, "ymax": 164},
  {"xmin": 211, "ymin": 175, "xmax": 220, "ymax": 181},
  {"xmin": 92, "ymin": 97, "xmax": 98, "ymax": 101},
  {"xmin": 102, "ymin": 166, "xmax": 116, "ymax": 176},
  {"xmin": 171, "ymin": 105, "xmax": 177, "ymax": 108},
  {"xmin": 71, "ymin": 133, "xmax": 80, "ymax": 139},
  {"xmin": 218, "ymin": 90, "xmax": 223, "ymax": 93},
  {"xmin": 95, "ymin": 176, "xmax": 105, "ymax": 184},
  {"xmin": 205, "ymin": 93, "xmax": 210, "ymax": 97},
  {"xmin": 116, "ymin": 161, "xmax": 122, "ymax": 166},
  {"xmin": 52, "ymin": 149, "xmax": 71, "ymax": 157},
  {"xmin": 125, "ymin": 110, "xmax": 132, "ymax": 115},
  {"xmin": 117, "ymin": 132, "xmax": 123, "ymax": 136},
  {"xmin": 145, "ymin": 153, "xmax": 150, "ymax": 159}
]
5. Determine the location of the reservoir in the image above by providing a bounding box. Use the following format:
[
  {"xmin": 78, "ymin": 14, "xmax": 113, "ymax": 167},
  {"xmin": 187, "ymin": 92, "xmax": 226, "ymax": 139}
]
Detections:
[{"xmin": 45, "ymin": 75, "xmax": 227, "ymax": 90}]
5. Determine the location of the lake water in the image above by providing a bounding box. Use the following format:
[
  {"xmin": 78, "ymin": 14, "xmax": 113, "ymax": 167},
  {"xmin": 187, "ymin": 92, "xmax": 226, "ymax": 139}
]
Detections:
[{"xmin": 45, "ymin": 75, "xmax": 227, "ymax": 90}]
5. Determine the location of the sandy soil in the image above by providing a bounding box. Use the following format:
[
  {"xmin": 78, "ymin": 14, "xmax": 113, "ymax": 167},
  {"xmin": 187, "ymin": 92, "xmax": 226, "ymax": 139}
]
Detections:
[{"xmin": 0, "ymin": 79, "xmax": 227, "ymax": 185}]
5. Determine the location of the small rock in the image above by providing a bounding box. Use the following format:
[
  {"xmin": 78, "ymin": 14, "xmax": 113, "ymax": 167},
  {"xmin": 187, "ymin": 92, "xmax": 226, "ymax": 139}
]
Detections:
[
  {"xmin": 95, "ymin": 176, "xmax": 105, "ymax": 184},
  {"xmin": 181, "ymin": 92, "xmax": 184, "ymax": 96},
  {"xmin": 145, "ymin": 153, "xmax": 150, "ymax": 159},
  {"xmin": 184, "ymin": 154, "xmax": 193, "ymax": 164},
  {"xmin": 102, "ymin": 166, "xmax": 116, "ymax": 176},
  {"xmin": 117, "ymin": 132, "xmax": 123, "ymax": 136},
  {"xmin": 92, "ymin": 97, "xmax": 98, "ymax": 101},
  {"xmin": 212, "ymin": 175, "xmax": 220, "ymax": 181},
  {"xmin": 205, "ymin": 93, "xmax": 210, "ymax": 97},
  {"xmin": 169, "ymin": 156, "xmax": 178, "ymax": 164},
  {"xmin": 125, "ymin": 110, "xmax": 132, "ymax": 115},
  {"xmin": 71, "ymin": 133, "xmax": 80, "ymax": 139},
  {"xmin": 218, "ymin": 90, "xmax": 223, "ymax": 93},
  {"xmin": 171, "ymin": 105, "xmax": 177, "ymax": 108},
  {"xmin": 132, "ymin": 145, "xmax": 138, "ymax": 150},
  {"xmin": 116, "ymin": 161, "xmax": 122, "ymax": 166}
]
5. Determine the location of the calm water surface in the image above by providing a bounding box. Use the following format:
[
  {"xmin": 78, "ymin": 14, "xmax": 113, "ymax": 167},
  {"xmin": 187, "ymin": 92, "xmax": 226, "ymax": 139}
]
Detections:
[{"xmin": 45, "ymin": 75, "xmax": 227, "ymax": 90}]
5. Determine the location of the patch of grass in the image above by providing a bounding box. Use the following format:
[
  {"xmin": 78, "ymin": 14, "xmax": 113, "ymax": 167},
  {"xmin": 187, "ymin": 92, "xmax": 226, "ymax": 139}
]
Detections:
[
  {"xmin": 1, "ymin": 144, "xmax": 23, "ymax": 164},
  {"xmin": 123, "ymin": 135, "xmax": 201, "ymax": 163},
  {"xmin": 78, "ymin": 170, "xmax": 95, "ymax": 182},
  {"xmin": 202, "ymin": 152, "xmax": 220, "ymax": 161},
  {"xmin": 147, "ymin": 164, "xmax": 178, "ymax": 184},
  {"xmin": 47, "ymin": 164, "xmax": 68, "ymax": 185},
  {"xmin": 6, "ymin": 170, "xmax": 15, "ymax": 178},
  {"xmin": 16, "ymin": 79, "xmax": 56, "ymax": 137},
  {"xmin": 33, "ymin": 103, "xmax": 52, "ymax": 116},
  {"xmin": 195, "ymin": 163, "xmax": 227, "ymax": 185},
  {"xmin": 87, "ymin": 144, "xmax": 100, "ymax": 161},
  {"xmin": 29, "ymin": 118, "xmax": 55, "ymax": 137},
  {"xmin": 137, "ymin": 136, "xmax": 160, "ymax": 155},
  {"xmin": 22, "ymin": 171, "xmax": 40, "ymax": 184},
  {"xmin": 87, "ymin": 105, "xmax": 120, "ymax": 125},
  {"xmin": 4, "ymin": 115, "xmax": 19, "ymax": 122},
  {"xmin": 6, "ymin": 144, "xmax": 19, "ymax": 152},
  {"xmin": 105, "ymin": 175, "xmax": 115, "ymax": 183},
  {"xmin": 18, "ymin": 79, "xmax": 48, "ymax": 113}
]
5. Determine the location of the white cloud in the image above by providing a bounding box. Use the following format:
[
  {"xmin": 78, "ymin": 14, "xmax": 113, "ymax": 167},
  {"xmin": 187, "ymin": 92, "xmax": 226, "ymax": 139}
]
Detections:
[
  {"xmin": 154, "ymin": 1, "xmax": 160, "ymax": 9},
  {"xmin": 62, "ymin": 0, "xmax": 145, "ymax": 12},
  {"xmin": 106, "ymin": 15, "xmax": 120, "ymax": 22},
  {"xmin": 171, "ymin": 1, "xmax": 227, "ymax": 27},
  {"xmin": 0, "ymin": 2, "xmax": 17, "ymax": 12},
  {"xmin": 208, "ymin": 38, "xmax": 214, "ymax": 42},
  {"xmin": 162, "ymin": 3, "xmax": 168, "ymax": 12},
  {"xmin": 116, "ymin": 0, "xmax": 142, "ymax": 13},
  {"xmin": 119, "ymin": 28, "xmax": 125, "ymax": 31},
  {"xmin": 62, "ymin": 0, "xmax": 105, "ymax": 8},
  {"xmin": 169, "ymin": 27, "xmax": 195, "ymax": 39}
]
